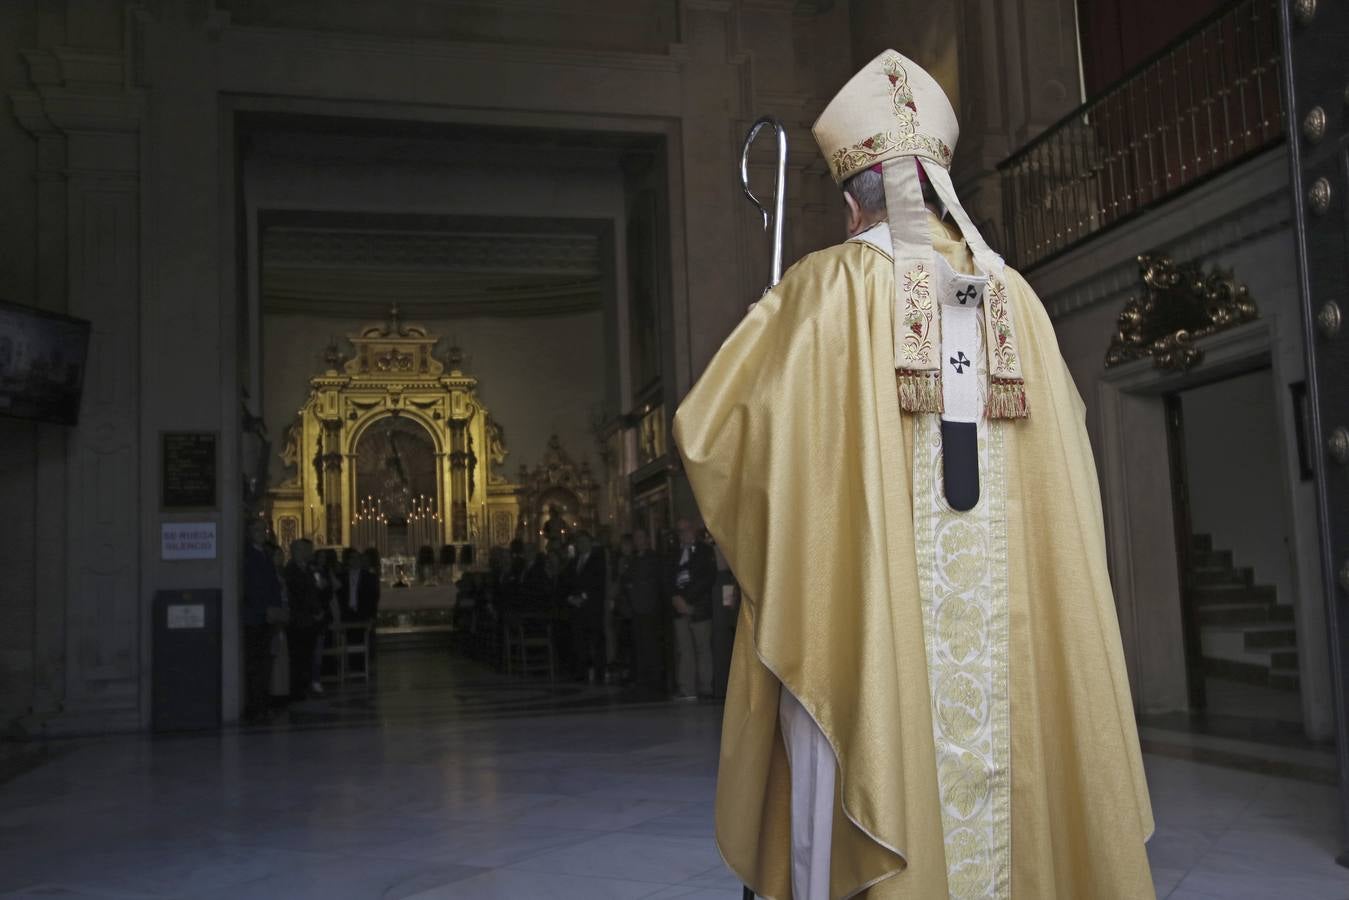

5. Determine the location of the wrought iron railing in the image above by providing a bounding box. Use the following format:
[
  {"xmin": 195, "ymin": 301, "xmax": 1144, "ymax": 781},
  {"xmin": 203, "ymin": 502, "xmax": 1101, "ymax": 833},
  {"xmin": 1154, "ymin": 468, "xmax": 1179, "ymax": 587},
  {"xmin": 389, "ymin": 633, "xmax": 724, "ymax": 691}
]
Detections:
[{"xmin": 998, "ymin": 0, "xmax": 1285, "ymax": 271}]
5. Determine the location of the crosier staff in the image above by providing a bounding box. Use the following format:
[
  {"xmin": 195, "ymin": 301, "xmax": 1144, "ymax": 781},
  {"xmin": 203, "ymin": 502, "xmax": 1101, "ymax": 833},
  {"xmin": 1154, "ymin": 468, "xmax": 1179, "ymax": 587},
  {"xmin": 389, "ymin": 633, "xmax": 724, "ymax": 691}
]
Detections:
[
  {"xmin": 740, "ymin": 116, "xmax": 788, "ymax": 295},
  {"xmin": 736, "ymin": 114, "xmax": 786, "ymax": 900}
]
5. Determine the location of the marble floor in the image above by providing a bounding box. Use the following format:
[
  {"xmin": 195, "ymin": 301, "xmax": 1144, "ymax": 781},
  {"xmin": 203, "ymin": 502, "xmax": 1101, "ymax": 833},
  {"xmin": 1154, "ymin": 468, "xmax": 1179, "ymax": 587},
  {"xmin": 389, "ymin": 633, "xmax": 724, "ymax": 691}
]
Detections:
[{"xmin": 1, "ymin": 650, "xmax": 1346, "ymax": 899}]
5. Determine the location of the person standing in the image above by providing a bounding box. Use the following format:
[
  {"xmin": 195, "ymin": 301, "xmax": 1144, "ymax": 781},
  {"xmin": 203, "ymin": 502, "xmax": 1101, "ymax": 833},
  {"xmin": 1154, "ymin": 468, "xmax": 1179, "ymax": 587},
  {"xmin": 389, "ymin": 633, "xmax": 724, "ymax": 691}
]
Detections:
[
  {"xmin": 241, "ymin": 518, "xmax": 283, "ymax": 722},
  {"xmin": 673, "ymin": 49, "xmax": 1154, "ymax": 899},
  {"xmin": 561, "ymin": 531, "xmax": 607, "ymax": 682},
  {"xmin": 669, "ymin": 518, "xmax": 716, "ymax": 700},
  {"xmin": 626, "ymin": 528, "xmax": 666, "ymax": 696},
  {"xmin": 283, "ymin": 539, "xmax": 323, "ymax": 701}
]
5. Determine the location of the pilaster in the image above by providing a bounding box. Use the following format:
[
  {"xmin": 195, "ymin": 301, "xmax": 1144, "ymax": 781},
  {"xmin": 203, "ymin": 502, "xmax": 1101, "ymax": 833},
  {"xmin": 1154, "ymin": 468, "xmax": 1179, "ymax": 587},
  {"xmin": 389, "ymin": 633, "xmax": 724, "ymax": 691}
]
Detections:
[{"xmin": 10, "ymin": 46, "xmax": 144, "ymax": 734}]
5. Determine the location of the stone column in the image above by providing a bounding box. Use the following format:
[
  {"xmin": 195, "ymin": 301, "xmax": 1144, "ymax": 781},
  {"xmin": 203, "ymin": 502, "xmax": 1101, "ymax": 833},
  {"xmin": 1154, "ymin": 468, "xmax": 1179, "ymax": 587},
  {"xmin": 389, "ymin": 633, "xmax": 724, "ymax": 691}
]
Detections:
[{"xmin": 448, "ymin": 421, "xmax": 470, "ymax": 543}]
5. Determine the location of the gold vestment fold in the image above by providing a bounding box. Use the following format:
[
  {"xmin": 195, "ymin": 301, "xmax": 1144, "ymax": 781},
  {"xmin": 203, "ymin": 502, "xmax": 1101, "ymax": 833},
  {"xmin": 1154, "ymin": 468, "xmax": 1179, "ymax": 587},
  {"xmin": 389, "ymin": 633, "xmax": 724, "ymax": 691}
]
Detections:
[{"xmin": 673, "ymin": 214, "xmax": 1155, "ymax": 899}]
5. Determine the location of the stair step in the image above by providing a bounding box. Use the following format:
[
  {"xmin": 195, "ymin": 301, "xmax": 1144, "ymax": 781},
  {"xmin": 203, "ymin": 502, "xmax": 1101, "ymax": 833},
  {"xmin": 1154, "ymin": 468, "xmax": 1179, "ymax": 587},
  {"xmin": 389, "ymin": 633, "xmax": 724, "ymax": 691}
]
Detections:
[
  {"xmin": 1190, "ymin": 533, "xmax": 1213, "ymax": 553},
  {"xmin": 1269, "ymin": 668, "xmax": 1301, "ymax": 692},
  {"xmin": 1269, "ymin": 604, "xmax": 1295, "ymax": 623},
  {"xmin": 1192, "ymin": 584, "xmax": 1277, "ymax": 606},
  {"xmin": 1198, "ymin": 604, "xmax": 1275, "ymax": 627},
  {"xmin": 1189, "ymin": 566, "xmax": 1254, "ymax": 588},
  {"xmin": 1190, "ymin": 548, "xmax": 1231, "ymax": 569},
  {"xmin": 1270, "ymin": 649, "xmax": 1299, "ymax": 669},
  {"xmin": 1203, "ymin": 656, "xmax": 1269, "ymax": 686},
  {"xmin": 1243, "ymin": 626, "xmax": 1297, "ymax": 650}
]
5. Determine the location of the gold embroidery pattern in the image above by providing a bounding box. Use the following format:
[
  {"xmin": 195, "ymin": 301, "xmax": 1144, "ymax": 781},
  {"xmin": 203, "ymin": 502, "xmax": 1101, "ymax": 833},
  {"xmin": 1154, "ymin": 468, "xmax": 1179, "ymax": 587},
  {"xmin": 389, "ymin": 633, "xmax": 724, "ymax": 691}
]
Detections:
[
  {"xmin": 986, "ymin": 278, "xmax": 1019, "ymax": 376},
  {"xmin": 882, "ymin": 54, "xmax": 915, "ymax": 117},
  {"xmin": 914, "ymin": 410, "xmax": 1011, "ymax": 900},
  {"xmin": 901, "ymin": 264, "xmax": 935, "ymax": 365},
  {"xmin": 829, "ymin": 131, "xmax": 954, "ymax": 182}
]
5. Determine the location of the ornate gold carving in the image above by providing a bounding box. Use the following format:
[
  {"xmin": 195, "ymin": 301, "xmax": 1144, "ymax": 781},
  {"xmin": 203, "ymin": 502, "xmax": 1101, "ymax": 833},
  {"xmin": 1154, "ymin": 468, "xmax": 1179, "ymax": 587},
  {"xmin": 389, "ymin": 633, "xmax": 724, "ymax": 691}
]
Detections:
[
  {"xmin": 1303, "ymin": 106, "xmax": 1327, "ymax": 143},
  {"xmin": 1293, "ymin": 0, "xmax": 1317, "ymax": 25},
  {"xmin": 267, "ymin": 311, "xmax": 521, "ymax": 558},
  {"xmin": 1309, "ymin": 177, "xmax": 1332, "ymax": 215},
  {"xmin": 1318, "ymin": 301, "xmax": 1342, "ymax": 339},
  {"xmin": 517, "ymin": 434, "xmax": 599, "ymax": 546},
  {"xmin": 1106, "ymin": 255, "xmax": 1259, "ymax": 371}
]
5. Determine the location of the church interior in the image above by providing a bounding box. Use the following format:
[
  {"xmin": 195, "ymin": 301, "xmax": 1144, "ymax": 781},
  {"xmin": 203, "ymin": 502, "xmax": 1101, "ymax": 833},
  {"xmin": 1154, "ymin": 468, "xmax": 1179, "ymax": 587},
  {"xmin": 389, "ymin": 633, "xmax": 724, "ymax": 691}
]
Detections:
[{"xmin": 1, "ymin": 0, "xmax": 1347, "ymax": 897}]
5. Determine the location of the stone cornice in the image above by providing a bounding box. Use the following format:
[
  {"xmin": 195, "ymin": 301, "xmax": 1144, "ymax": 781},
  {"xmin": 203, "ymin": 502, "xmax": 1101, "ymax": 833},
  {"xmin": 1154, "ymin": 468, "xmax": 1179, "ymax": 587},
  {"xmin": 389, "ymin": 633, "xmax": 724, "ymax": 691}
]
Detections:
[
  {"xmin": 221, "ymin": 24, "xmax": 686, "ymax": 75},
  {"xmin": 263, "ymin": 228, "xmax": 600, "ymax": 274}
]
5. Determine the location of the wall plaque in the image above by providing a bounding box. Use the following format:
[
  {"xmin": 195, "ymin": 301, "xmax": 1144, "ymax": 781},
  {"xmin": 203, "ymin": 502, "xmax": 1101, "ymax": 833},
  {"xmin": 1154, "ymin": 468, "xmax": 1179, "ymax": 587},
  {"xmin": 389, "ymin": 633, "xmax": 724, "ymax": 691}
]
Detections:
[
  {"xmin": 161, "ymin": 522, "xmax": 217, "ymax": 561},
  {"xmin": 162, "ymin": 431, "xmax": 217, "ymax": 509},
  {"xmin": 166, "ymin": 604, "xmax": 206, "ymax": 629}
]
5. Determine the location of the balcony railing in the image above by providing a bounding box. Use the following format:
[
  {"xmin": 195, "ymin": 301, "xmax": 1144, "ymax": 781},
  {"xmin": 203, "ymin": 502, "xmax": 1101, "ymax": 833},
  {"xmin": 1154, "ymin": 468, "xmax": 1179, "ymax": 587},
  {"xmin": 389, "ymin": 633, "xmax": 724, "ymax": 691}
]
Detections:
[{"xmin": 998, "ymin": 0, "xmax": 1285, "ymax": 271}]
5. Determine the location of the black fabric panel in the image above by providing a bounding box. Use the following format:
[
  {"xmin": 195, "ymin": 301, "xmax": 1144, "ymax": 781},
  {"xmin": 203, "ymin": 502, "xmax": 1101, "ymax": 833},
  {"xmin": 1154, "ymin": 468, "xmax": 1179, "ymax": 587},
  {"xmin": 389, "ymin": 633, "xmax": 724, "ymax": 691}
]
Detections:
[{"xmin": 941, "ymin": 419, "xmax": 980, "ymax": 512}]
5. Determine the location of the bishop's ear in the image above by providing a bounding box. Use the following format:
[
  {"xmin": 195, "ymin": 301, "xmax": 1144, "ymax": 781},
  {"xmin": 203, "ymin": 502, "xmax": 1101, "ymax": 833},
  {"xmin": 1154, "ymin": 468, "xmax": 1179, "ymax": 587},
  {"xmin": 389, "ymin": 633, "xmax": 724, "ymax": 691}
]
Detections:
[{"xmin": 843, "ymin": 189, "xmax": 864, "ymax": 237}]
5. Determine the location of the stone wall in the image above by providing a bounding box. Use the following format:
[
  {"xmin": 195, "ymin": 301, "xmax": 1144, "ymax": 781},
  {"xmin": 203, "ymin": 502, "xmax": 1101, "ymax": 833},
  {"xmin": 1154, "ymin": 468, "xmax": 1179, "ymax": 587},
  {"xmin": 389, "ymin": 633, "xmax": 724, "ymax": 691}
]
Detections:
[{"xmin": 0, "ymin": 0, "xmax": 1087, "ymax": 731}]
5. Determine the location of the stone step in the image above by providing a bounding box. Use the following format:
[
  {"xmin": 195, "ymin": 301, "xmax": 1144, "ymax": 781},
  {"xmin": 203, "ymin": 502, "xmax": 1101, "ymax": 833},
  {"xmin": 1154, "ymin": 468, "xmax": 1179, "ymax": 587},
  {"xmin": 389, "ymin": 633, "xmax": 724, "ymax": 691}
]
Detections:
[
  {"xmin": 1242, "ymin": 625, "xmax": 1298, "ymax": 651},
  {"xmin": 1269, "ymin": 604, "xmax": 1295, "ymax": 623},
  {"xmin": 1190, "ymin": 548, "xmax": 1231, "ymax": 569},
  {"xmin": 1192, "ymin": 583, "xmax": 1277, "ymax": 607},
  {"xmin": 1270, "ymin": 649, "xmax": 1299, "ymax": 670},
  {"xmin": 1202, "ymin": 655, "xmax": 1269, "ymax": 686},
  {"xmin": 1190, "ymin": 533, "xmax": 1213, "ymax": 553},
  {"xmin": 1197, "ymin": 603, "xmax": 1277, "ymax": 627},
  {"xmin": 1269, "ymin": 667, "xmax": 1301, "ymax": 692},
  {"xmin": 1189, "ymin": 565, "xmax": 1254, "ymax": 588}
]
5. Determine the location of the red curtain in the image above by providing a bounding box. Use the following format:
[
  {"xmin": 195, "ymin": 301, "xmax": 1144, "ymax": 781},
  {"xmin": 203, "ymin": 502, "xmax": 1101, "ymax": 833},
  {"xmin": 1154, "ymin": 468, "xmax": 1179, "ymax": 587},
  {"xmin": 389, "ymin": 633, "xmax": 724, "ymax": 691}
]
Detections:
[{"xmin": 1078, "ymin": 0, "xmax": 1228, "ymax": 96}]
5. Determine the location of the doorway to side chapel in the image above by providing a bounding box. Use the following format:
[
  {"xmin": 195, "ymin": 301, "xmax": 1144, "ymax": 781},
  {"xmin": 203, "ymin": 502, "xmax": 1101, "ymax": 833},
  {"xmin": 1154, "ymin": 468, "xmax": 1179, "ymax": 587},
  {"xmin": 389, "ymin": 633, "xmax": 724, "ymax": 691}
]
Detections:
[{"xmin": 1165, "ymin": 366, "xmax": 1306, "ymax": 729}]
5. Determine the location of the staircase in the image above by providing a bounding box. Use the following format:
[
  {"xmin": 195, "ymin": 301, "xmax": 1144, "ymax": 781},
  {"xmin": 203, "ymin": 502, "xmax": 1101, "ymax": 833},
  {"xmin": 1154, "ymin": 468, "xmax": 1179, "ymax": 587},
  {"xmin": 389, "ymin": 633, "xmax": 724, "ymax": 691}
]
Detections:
[{"xmin": 1191, "ymin": 534, "xmax": 1299, "ymax": 692}]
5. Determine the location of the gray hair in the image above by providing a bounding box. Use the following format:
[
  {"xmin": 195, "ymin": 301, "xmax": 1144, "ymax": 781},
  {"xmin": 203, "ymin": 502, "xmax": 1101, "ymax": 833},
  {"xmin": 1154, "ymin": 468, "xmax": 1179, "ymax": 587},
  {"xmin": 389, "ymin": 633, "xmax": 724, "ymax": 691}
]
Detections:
[
  {"xmin": 843, "ymin": 167, "xmax": 886, "ymax": 214},
  {"xmin": 843, "ymin": 164, "xmax": 941, "ymax": 214}
]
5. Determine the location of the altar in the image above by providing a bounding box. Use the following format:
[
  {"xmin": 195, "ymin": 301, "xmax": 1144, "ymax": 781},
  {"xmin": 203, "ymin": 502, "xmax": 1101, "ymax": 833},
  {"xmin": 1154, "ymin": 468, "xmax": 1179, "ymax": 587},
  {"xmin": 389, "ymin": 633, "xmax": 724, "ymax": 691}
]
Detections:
[{"xmin": 266, "ymin": 307, "xmax": 523, "ymax": 563}]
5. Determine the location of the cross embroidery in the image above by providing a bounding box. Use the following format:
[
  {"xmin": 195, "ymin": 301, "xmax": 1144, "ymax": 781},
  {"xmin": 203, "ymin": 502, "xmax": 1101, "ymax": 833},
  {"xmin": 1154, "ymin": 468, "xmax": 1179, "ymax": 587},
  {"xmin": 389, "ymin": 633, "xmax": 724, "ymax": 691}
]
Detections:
[
  {"xmin": 949, "ymin": 351, "xmax": 971, "ymax": 374},
  {"xmin": 955, "ymin": 285, "xmax": 979, "ymax": 306}
]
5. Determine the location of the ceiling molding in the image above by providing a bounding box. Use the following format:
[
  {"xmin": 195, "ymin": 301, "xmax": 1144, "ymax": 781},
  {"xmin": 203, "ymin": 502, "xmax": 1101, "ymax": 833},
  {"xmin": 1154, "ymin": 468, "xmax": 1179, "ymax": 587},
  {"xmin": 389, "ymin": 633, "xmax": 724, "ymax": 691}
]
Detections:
[{"xmin": 262, "ymin": 227, "xmax": 601, "ymax": 274}]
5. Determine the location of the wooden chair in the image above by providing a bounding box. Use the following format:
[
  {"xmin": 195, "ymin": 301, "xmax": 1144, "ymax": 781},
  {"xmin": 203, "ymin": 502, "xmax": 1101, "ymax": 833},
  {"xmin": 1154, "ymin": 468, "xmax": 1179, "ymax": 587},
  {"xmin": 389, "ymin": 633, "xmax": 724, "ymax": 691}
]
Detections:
[
  {"xmin": 341, "ymin": 620, "xmax": 372, "ymax": 682},
  {"xmin": 320, "ymin": 620, "xmax": 346, "ymax": 684},
  {"xmin": 320, "ymin": 619, "xmax": 373, "ymax": 684},
  {"xmin": 505, "ymin": 612, "xmax": 556, "ymax": 681}
]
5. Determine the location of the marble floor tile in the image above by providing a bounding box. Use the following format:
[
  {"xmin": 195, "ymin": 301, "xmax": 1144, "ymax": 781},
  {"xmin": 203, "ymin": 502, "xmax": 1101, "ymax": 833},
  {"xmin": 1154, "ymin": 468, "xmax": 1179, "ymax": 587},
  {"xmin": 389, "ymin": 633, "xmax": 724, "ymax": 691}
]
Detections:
[
  {"xmin": 509, "ymin": 831, "xmax": 723, "ymax": 884},
  {"xmin": 395, "ymin": 867, "xmax": 661, "ymax": 899},
  {"xmin": 1, "ymin": 650, "xmax": 1346, "ymax": 899},
  {"xmin": 375, "ymin": 822, "xmax": 600, "ymax": 867}
]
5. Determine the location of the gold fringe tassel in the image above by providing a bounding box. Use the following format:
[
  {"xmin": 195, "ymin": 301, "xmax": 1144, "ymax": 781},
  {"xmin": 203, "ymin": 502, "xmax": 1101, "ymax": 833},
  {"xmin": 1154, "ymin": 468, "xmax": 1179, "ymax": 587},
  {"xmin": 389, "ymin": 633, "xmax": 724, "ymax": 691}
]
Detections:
[
  {"xmin": 896, "ymin": 369, "xmax": 944, "ymax": 414},
  {"xmin": 986, "ymin": 378, "xmax": 1029, "ymax": 420}
]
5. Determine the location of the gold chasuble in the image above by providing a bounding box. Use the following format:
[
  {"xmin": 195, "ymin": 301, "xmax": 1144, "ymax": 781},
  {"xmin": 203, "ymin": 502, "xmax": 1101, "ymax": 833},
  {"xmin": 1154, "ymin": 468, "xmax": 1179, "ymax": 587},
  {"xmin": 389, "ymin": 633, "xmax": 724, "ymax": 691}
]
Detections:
[{"xmin": 672, "ymin": 214, "xmax": 1155, "ymax": 899}]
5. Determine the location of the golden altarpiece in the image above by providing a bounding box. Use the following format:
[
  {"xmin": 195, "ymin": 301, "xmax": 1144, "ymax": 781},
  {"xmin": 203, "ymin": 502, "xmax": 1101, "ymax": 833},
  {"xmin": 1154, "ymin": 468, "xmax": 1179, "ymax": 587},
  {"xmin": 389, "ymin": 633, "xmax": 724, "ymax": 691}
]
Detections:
[{"xmin": 267, "ymin": 311, "xmax": 522, "ymax": 561}]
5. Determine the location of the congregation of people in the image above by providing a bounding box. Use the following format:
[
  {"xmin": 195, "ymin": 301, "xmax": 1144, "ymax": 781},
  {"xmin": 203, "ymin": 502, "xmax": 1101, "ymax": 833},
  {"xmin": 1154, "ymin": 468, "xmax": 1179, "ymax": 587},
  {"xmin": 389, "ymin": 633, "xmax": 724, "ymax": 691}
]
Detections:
[
  {"xmin": 241, "ymin": 517, "xmax": 382, "ymax": 724},
  {"xmin": 454, "ymin": 518, "xmax": 738, "ymax": 701},
  {"xmin": 241, "ymin": 514, "xmax": 738, "ymax": 723}
]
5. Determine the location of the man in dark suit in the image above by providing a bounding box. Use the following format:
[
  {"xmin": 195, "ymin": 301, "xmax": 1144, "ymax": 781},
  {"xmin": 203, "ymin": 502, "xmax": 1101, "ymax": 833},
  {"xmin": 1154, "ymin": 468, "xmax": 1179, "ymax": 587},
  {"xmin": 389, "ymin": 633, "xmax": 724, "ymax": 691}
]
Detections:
[
  {"xmin": 337, "ymin": 547, "xmax": 381, "ymax": 675},
  {"xmin": 561, "ymin": 531, "xmax": 607, "ymax": 683},
  {"xmin": 283, "ymin": 539, "xmax": 323, "ymax": 700},
  {"xmin": 626, "ymin": 528, "xmax": 667, "ymax": 696},
  {"xmin": 242, "ymin": 518, "xmax": 284, "ymax": 722},
  {"xmin": 338, "ymin": 548, "xmax": 380, "ymax": 622},
  {"xmin": 670, "ymin": 518, "xmax": 717, "ymax": 700}
]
